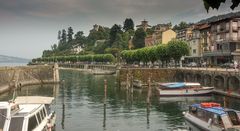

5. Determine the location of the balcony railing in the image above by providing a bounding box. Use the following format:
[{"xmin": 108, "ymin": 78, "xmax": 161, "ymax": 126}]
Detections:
[{"xmin": 203, "ymin": 50, "xmax": 231, "ymax": 57}]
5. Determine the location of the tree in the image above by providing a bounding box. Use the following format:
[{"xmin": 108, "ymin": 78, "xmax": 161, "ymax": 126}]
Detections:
[
  {"xmin": 203, "ymin": 0, "xmax": 240, "ymax": 12},
  {"xmin": 123, "ymin": 18, "xmax": 134, "ymax": 32},
  {"xmin": 109, "ymin": 24, "xmax": 122, "ymax": 46},
  {"xmin": 87, "ymin": 26, "xmax": 110, "ymax": 48},
  {"xmin": 167, "ymin": 40, "xmax": 189, "ymax": 66},
  {"xmin": 74, "ymin": 31, "xmax": 86, "ymax": 48},
  {"xmin": 146, "ymin": 28, "xmax": 154, "ymax": 35},
  {"xmin": 156, "ymin": 44, "xmax": 170, "ymax": 67},
  {"xmin": 173, "ymin": 21, "xmax": 192, "ymax": 31},
  {"xmin": 132, "ymin": 28, "xmax": 146, "ymax": 49},
  {"xmin": 58, "ymin": 30, "xmax": 61, "ymax": 40},
  {"xmin": 58, "ymin": 29, "xmax": 67, "ymax": 51},
  {"xmin": 67, "ymin": 27, "xmax": 74, "ymax": 42}
]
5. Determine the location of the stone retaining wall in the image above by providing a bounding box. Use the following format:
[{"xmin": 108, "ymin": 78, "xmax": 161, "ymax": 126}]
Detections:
[{"xmin": 0, "ymin": 64, "xmax": 59, "ymax": 94}]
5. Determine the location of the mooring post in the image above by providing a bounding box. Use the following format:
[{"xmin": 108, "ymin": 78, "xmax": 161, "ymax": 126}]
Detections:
[
  {"xmin": 147, "ymin": 77, "xmax": 151, "ymax": 104},
  {"xmin": 126, "ymin": 73, "xmax": 129, "ymax": 90},
  {"xmin": 53, "ymin": 63, "xmax": 60, "ymax": 83},
  {"xmin": 103, "ymin": 79, "xmax": 107, "ymax": 129},
  {"xmin": 130, "ymin": 74, "xmax": 133, "ymax": 94},
  {"xmin": 104, "ymin": 79, "xmax": 107, "ymax": 105}
]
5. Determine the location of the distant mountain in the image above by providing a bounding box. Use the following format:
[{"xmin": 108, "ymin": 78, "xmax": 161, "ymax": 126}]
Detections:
[{"xmin": 0, "ymin": 55, "xmax": 30, "ymax": 63}]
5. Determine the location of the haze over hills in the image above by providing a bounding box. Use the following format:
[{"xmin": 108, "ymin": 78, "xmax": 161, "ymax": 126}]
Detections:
[{"xmin": 0, "ymin": 55, "xmax": 30, "ymax": 63}]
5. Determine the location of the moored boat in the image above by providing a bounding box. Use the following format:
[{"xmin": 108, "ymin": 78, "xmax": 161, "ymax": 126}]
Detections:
[
  {"xmin": 157, "ymin": 82, "xmax": 214, "ymax": 96},
  {"xmin": 92, "ymin": 69, "xmax": 116, "ymax": 75},
  {"xmin": 183, "ymin": 102, "xmax": 240, "ymax": 131},
  {"xmin": 0, "ymin": 96, "xmax": 56, "ymax": 131}
]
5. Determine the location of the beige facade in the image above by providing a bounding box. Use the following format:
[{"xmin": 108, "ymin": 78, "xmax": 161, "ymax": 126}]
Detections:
[
  {"xmin": 203, "ymin": 18, "xmax": 240, "ymax": 65},
  {"xmin": 145, "ymin": 29, "xmax": 176, "ymax": 46},
  {"xmin": 176, "ymin": 27, "xmax": 193, "ymax": 41},
  {"xmin": 162, "ymin": 29, "xmax": 176, "ymax": 44}
]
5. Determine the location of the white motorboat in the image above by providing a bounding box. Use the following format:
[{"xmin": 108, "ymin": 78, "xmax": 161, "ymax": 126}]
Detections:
[
  {"xmin": 183, "ymin": 102, "xmax": 240, "ymax": 131},
  {"xmin": 0, "ymin": 96, "xmax": 56, "ymax": 131},
  {"xmin": 157, "ymin": 82, "xmax": 214, "ymax": 96}
]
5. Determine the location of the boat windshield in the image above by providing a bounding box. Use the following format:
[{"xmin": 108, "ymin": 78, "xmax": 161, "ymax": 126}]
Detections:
[
  {"xmin": 9, "ymin": 117, "xmax": 24, "ymax": 131},
  {"xmin": 0, "ymin": 109, "xmax": 7, "ymax": 130},
  {"xmin": 226, "ymin": 127, "xmax": 240, "ymax": 131},
  {"xmin": 227, "ymin": 111, "xmax": 240, "ymax": 126}
]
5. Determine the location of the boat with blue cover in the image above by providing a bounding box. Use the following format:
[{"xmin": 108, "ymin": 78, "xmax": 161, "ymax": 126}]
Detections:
[
  {"xmin": 157, "ymin": 82, "xmax": 214, "ymax": 96},
  {"xmin": 183, "ymin": 102, "xmax": 240, "ymax": 131}
]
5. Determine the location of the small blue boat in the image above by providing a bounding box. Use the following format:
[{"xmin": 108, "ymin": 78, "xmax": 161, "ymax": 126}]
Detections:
[{"xmin": 158, "ymin": 82, "xmax": 214, "ymax": 96}]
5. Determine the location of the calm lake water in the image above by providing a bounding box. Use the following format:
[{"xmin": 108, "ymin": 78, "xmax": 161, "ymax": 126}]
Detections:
[{"xmin": 0, "ymin": 70, "xmax": 240, "ymax": 131}]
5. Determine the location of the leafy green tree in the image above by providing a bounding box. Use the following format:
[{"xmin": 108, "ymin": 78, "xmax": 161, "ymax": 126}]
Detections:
[
  {"xmin": 112, "ymin": 33, "xmax": 125, "ymax": 49},
  {"xmin": 109, "ymin": 24, "xmax": 122, "ymax": 46},
  {"xmin": 93, "ymin": 41, "xmax": 109, "ymax": 54},
  {"xmin": 167, "ymin": 40, "xmax": 189, "ymax": 66},
  {"xmin": 58, "ymin": 30, "xmax": 61, "ymax": 41},
  {"xmin": 87, "ymin": 26, "xmax": 109, "ymax": 48},
  {"xmin": 173, "ymin": 21, "xmax": 191, "ymax": 31},
  {"xmin": 148, "ymin": 46, "xmax": 158, "ymax": 64},
  {"xmin": 123, "ymin": 18, "xmax": 134, "ymax": 32},
  {"xmin": 61, "ymin": 29, "xmax": 67, "ymax": 43},
  {"xmin": 67, "ymin": 27, "xmax": 74, "ymax": 42},
  {"xmin": 146, "ymin": 28, "xmax": 154, "ymax": 35},
  {"xmin": 58, "ymin": 29, "xmax": 67, "ymax": 51},
  {"xmin": 74, "ymin": 31, "xmax": 87, "ymax": 48},
  {"xmin": 156, "ymin": 44, "xmax": 170, "ymax": 67},
  {"xmin": 132, "ymin": 28, "xmax": 146, "ymax": 49}
]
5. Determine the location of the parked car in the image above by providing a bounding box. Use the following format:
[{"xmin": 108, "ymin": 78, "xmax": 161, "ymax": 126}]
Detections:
[
  {"xmin": 187, "ymin": 62, "xmax": 198, "ymax": 67},
  {"xmin": 220, "ymin": 62, "xmax": 234, "ymax": 68}
]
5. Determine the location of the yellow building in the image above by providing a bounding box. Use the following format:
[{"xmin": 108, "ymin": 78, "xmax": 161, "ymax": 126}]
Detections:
[
  {"xmin": 145, "ymin": 29, "xmax": 176, "ymax": 46},
  {"xmin": 162, "ymin": 29, "xmax": 176, "ymax": 44}
]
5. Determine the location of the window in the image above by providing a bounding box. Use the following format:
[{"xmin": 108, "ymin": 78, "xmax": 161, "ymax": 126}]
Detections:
[
  {"xmin": 41, "ymin": 109, "xmax": 46, "ymax": 119},
  {"xmin": 0, "ymin": 109, "xmax": 7, "ymax": 129},
  {"xmin": 227, "ymin": 111, "xmax": 240, "ymax": 126},
  {"xmin": 193, "ymin": 49, "xmax": 196, "ymax": 54},
  {"xmin": 28, "ymin": 115, "xmax": 38, "ymax": 131},
  {"xmin": 36, "ymin": 112, "xmax": 42, "ymax": 124},
  {"xmin": 232, "ymin": 33, "xmax": 238, "ymax": 41},
  {"xmin": 9, "ymin": 117, "xmax": 24, "ymax": 131}
]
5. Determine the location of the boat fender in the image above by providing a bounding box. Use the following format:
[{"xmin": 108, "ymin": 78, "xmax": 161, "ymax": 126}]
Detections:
[
  {"xmin": 47, "ymin": 119, "xmax": 52, "ymax": 131},
  {"xmin": 207, "ymin": 118, "xmax": 212, "ymax": 127}
]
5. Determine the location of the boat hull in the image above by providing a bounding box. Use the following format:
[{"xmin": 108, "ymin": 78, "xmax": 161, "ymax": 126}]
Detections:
[
  {"xmin": 158, "ymin": 87, "xmax": 213, "ymax": 96},
  {"xmin": 184, "ymin": 112, "xmax": 222, "ymax": 131}
]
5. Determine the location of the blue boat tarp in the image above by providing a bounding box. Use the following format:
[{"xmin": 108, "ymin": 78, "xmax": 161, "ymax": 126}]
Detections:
[
  {"xmin": 161, "ymin": 82, "xmax": 186, "ymax": 88},
  {"xmin": 191, "ymin": 104, "xmax": 226, "ymax": 116}
]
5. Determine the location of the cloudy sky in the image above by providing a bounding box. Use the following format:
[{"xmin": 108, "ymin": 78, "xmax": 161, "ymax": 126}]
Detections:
[{"xmin": 0, "ymin": 0, "xmax": 239, "ymax": 59}]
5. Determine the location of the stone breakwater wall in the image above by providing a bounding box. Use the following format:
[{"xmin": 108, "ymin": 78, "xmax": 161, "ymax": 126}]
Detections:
[
  {"xmin": 119, "ymin": 68, "xmax": 240, "ymax": 98},
  {"xmin": 119, "ymin": 68, "xmax": 177, "ymax": 85},
  {"xmin": 0, "ymin": 64, "xmax": 59, "ymax": 94}
]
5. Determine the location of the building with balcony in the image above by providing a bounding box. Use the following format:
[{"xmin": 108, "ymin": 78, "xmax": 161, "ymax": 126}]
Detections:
[
  {"xmin": 176, "ymin": 27, "xmax": 193, "ymax": 41},
  {"xmin": 203, "ymin": 17, "xmax": 240, "ymax": 65},
  {"xmin": 145, "ymin": 29, "xmax": 176, "ymax": 46},
  {"xmin": 184, "ymin": 25, "xmax": 202, "ymax": 63}
]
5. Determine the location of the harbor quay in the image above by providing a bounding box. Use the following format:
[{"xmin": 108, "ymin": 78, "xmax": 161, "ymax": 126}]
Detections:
[
  {"xmin": 0, "ymin": 64, "xmax": 60, "ymax": 94},
  {"xmin": 1, "ymin": 63, "xmax": 240, "ymax": 98}
]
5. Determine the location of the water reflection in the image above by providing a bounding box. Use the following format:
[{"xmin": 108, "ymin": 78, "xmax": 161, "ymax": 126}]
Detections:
[{"xmin": 0, "ymin": 70, "xmax": 240, "ymax": 131}]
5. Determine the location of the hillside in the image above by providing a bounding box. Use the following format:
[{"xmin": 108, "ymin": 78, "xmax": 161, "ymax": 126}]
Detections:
[{"xmin": 0, "ymin": 55, "xmax": 30, "ymax": 63}]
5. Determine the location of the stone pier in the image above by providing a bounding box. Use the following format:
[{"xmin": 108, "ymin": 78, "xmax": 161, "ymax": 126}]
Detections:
[{"xmin": 0, "ymin": 64, "xmax": 60, "ymax": 94}]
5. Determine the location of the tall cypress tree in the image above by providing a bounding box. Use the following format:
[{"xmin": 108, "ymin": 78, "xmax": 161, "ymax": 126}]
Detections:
[
  {"xmin": 123, "ymin": 18, "xmax": 134, "ymax": 32},
  {"xmin": 109, "ymin": 24, "xmax": 122, "ymax": 46},
  {"xmin": 132, "ymin": 28, "xmax": 146, "ymax": 49},
  {"xmin": 67, "ymin": 27, "xmax": 74, "ymax": 42}
]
